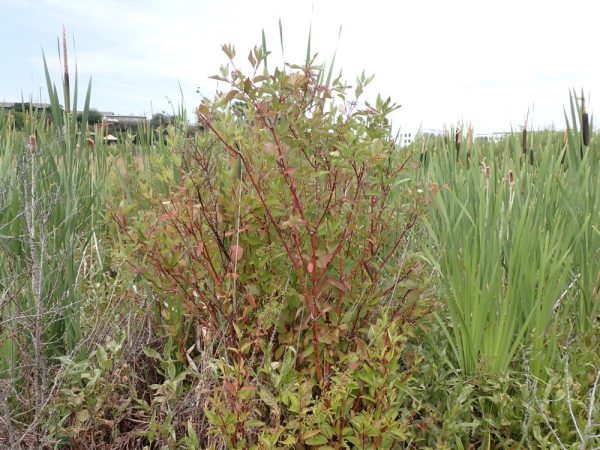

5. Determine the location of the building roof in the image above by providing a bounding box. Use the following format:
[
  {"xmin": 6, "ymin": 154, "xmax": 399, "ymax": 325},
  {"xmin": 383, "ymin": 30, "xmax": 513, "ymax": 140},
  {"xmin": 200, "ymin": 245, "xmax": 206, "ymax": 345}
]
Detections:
[{"xmin": 102, "ymin": 113, "xmax": 146, "ymax": 122}]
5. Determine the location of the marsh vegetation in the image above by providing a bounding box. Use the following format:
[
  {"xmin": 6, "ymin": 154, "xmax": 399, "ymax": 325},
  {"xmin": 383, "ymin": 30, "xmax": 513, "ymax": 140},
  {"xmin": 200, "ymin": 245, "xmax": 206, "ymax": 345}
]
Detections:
[{"xmin": 0, "ymin": 32, "xmax": 599, "ymax": 449}]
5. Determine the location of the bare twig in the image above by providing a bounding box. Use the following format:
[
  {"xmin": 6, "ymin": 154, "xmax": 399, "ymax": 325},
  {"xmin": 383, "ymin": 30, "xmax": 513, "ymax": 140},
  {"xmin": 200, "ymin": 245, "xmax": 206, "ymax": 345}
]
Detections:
[
  {"xmin": 565, "ymin": 353, "xmax": 585, "ymax": 442},
  {"xmin": 582, "ymin": 370, "xmax": 600, "ymax": 449}
]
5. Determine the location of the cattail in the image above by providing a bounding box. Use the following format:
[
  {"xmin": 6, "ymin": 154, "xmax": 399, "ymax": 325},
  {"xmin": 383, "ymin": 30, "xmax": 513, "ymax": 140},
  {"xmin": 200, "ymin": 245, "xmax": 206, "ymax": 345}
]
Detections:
[
  {"xmin": 582, "ymin": 111, "xmax": 590, "ymax": 147},
  {"xmin": 466, "ymin": 125, "xmax": 474, "ymax": 152},
  {"xmin": 455, "ymin": 128, "xmax": 461, "ymax": 159},
  {"xmin": 521, "ymin": 128, "xmax": 528, "ymax": 154},
  {"xmin": 479, "ymin": 160, "xmax": 490, "ymax": 178},
  {"xmin": 62, "ymin": 26, "xmax": 71, "ymax": 114},
  {"xmin": 508, "ymin": 170, "xmax": 514, "ymax": 186},
  {"xmin": 466, "ymin": 125, "xmax": 473, "ymax": 167},
  {"xmin": 28, "ymin": 135, "xmax": 37, "ymax": 154},
  {"xmin": 529, "ymin": 146, "xmax": 534, "ymax": 166}
]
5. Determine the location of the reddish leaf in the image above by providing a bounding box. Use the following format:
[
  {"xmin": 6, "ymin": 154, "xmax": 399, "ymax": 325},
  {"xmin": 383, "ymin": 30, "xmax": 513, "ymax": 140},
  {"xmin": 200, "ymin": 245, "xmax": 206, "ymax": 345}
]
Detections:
[
  {"xmin": 223, "ymin": 89, "xmax": 239, "ymax": 104},
  {"xmin": 158, "ymin": 211, "xmax": 177, "ymax": 223},
  {"xmin": 348, "ymin": 361, "xmax": 361, "ymax": 371},
  {"xmin": 243, "ymin": 77, "xmax": 252, "ymax": 93},
  {"xmin": 230, "ymin": 244, "xmax": 244, "ymax": 262},
  {"xmin": 246, "ymin": 292, "xmax": 257, "ymax": 309},
  {"xmin": 223, "ymin": 382, "xmax": 237, "ymax": 394},
  {"xmin": 326, "ymin": 277, "xmax": 348, "ymax": 292},
  {"xmin": 225, "ymin": 226, "xmax": 248, "ymax": 237},
  {"xmin": 317, "ymin": 253, "xmax": 333, "ymax": 269},
  {"xmin": 248, "ymin": 50, "xmax": 257, "ymax": 67},
  {"xmin": 264, "ymin": 142, "xmax": 277, "ymax": 155}
]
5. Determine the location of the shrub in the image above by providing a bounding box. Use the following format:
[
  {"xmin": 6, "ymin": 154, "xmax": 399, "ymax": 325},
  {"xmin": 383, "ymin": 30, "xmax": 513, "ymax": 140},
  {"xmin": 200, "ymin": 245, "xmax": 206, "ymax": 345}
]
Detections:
[
  {"xmin": 9, "ymin": 110, "xmax": 24, "ymax": 129},
  {"xmin": 118, "ymin": 45, "xmax": 431, "ymax": 447},
  {"xmin": 150, "ymin": 112, "xmax": 176, "ymax": 129},
  {"xmin": 76, "ymin": 108, "xmax": 103, "ymax": 124}
]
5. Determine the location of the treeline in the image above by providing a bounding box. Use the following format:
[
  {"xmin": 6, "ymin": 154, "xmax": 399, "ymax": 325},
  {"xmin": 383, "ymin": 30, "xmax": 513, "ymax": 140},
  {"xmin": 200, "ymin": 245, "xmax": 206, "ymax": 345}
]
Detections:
[
  {"xmin": 2, "ymin": 107, "xmax": 182, "ymax": 133},
  {"xmin": 3, "ymin": 104, "xmax": 103, "ymax": 130}
]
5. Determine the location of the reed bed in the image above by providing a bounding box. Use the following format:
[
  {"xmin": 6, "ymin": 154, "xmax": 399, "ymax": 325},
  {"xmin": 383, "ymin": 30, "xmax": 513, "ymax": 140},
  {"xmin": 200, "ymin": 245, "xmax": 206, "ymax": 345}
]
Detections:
[
  {"xmin": 1, "ymin": 26, "xmax": 599, "ymax": 446},
  {"xmin": 420, "ymin": 94, "xmax": 599, "ymax": 378}
]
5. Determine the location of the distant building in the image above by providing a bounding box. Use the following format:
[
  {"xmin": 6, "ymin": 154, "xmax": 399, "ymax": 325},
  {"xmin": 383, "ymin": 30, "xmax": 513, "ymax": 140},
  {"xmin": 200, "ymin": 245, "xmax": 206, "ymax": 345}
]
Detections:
[
  {"xmin": 416, "ymin": 129, "xmax": 514, "ymax": 143},
  {"xmin": 474, "ymin": 132, "xmax": 511, "ymax": 143},
  {"xmin": 101, "ymin": 112, "xmax": 146, "ymax": 125},
  {"xmin": 400, "ymin": 132, "xmax": 413, "ymax": 147},
  {"xmin": 419, "ymin": 129, "xmax": 446, "ymax": 139}
]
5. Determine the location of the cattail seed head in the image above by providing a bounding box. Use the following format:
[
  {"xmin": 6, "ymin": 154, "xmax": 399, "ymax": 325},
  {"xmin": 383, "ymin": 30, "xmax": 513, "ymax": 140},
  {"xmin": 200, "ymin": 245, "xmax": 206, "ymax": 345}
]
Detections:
[
  {"xmin": 479, "ymin": 160, "xmax": 491, "ymax": 177},
  {"xmin": 582, "ymin": 112, "xmax": 590, "ymax": 147},
  {"xmin": 508, "ymin": 170, "xmax": 514, "ymax": 186},
  {"xmin": 466, "ymin": 125, "xmax": 473, "ymax": 152},
  {"xmin": 28, "ymin": 135, "xmax": 37, "ymax": 154},
  {"xmin": 521, "ymin": 128, "xmax": 528, "ymax": 154},
  {"xmin": 62, "ymin": 26, "xmax": 71, "ymax": 114}
]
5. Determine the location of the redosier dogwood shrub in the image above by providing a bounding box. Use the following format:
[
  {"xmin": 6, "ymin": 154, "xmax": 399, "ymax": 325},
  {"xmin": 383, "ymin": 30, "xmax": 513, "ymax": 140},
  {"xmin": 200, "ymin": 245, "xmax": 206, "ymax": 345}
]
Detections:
[{"xmin": 120, "ymin": 46, "xmax": 432, "ymax": 447}]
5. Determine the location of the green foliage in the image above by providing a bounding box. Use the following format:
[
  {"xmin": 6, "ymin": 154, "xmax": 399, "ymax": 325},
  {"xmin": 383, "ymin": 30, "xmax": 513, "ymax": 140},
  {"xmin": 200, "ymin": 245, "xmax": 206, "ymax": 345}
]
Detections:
[
  {"xmin": 3, "ymin": 30, "xmax": 600, "ymax": 450},
  {"xmin": 128, "ymin": 45, "xmax": 427, "ymax": 371},
  {"xmin": 0, "ymin": 47, "xmax": 108, "ymax": 445},
  {"xmin": 9, "ymin": 111, "xmax": 24, "ymax": 129},
  {"xmin": 11, "ymin": 102, "xmax": 53, "ymax": 113},
  {"xmin": 2, "ymin": 107, "xmax": 49, "ymax": 131},
  {"xmin": 150, "ymin": 112, "xmax": 176, "ymax": 129},
  {"xmin": 118, "ymin": 45, "xmax": 430, "ymax": 447},
  {"xmin": 203, "ymin": 317, "xmax": 429, "ymax": 449},
  {"xmin": 77, "ymin": 108, "xmax": 103, "ymax": 124},
  {"xmin": 48, "ymin": 338, "xmax": 140, "ymax": 446},
  {"xmin": 420, "ymin": 105, "xmax": 600, "ymax": 379}
]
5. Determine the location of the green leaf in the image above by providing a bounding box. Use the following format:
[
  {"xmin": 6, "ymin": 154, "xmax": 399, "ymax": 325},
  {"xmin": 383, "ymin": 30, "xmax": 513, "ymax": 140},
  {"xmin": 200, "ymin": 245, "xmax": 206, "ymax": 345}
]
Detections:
[
  {"xmin": 304, "ymin": 433, "xmax": 328, "ymax": 445},
  {"xmin": 187, "ymin": 420, "xmax": 199, "ymax": 447},
  {"xmin": 246, "ymin": 419, "xmax": 265, "ymax": 428},
  {"xmin": 143, "ymin": 348, "xmax": 162, "ymax": 360},
  {"xmin": 222, "ymin": 43, "xmax": 235, "ymax": 60},
  {"xmin": 222, "ymin": 89, "xmax": 239, "ymax": 105},
  {"xmin": 280, "ymin": 435, "xmax": 296, "ymax": 445},
  {"xmin": 253, "ymin": 74, "xmax": 270, "ymax": 83},
  {"xmin": 209, "ymin": 74, "xmax": 229, "ymax": 82}
]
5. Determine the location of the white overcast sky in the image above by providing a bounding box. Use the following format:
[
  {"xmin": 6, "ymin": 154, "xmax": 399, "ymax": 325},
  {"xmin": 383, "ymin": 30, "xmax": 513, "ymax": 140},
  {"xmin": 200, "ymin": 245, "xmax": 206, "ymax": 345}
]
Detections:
[{"xmin": 0, "ymin": 0, "xmax": 597, "ymax": 134}]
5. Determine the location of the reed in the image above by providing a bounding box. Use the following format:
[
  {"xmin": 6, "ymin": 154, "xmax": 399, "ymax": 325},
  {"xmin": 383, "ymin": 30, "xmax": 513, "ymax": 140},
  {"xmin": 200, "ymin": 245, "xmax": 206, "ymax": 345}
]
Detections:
[
  {"xmin": 0, "ymin": 33, "xmax": 109, "ymax": 436},
  {"xmin": 421, "ymin": 94, "xmax": 599, "ymax": 378}
]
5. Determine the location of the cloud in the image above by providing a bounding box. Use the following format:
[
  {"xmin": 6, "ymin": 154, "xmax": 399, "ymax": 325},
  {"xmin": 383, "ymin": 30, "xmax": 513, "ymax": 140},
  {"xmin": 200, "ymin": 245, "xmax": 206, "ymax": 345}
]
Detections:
[{"xmin": 3, "ymin": 0, "xmax": 599, "ymax": 131}]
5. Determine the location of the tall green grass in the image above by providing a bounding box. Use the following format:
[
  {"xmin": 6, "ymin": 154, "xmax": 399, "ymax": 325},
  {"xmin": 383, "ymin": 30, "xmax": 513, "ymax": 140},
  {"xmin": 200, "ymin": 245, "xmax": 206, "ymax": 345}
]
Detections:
[
  {"xmin": 0, "ymin": 55, "xmax": 107, "ymax": 382},
  {"xmin": 421, "ymin": 95, "xmax": 599, "ymax": 378}
]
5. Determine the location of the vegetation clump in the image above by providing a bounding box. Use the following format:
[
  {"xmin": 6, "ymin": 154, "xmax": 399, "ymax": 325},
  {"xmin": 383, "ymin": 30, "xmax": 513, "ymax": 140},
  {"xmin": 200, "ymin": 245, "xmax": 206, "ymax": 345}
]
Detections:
[{"xmin": 0, "ymin": 31, "xmax": 599, "ymax": 449}]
